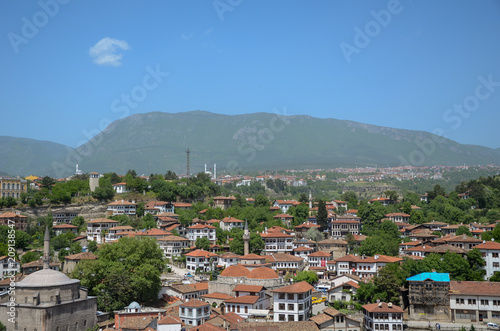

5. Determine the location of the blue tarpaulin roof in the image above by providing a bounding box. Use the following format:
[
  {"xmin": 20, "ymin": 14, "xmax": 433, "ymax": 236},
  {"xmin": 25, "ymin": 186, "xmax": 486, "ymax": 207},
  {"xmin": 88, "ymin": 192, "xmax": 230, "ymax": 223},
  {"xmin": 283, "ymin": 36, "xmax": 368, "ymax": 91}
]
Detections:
[{"xmin": 406, "ymin": 272, "xmax": 450, "ymax": 282}]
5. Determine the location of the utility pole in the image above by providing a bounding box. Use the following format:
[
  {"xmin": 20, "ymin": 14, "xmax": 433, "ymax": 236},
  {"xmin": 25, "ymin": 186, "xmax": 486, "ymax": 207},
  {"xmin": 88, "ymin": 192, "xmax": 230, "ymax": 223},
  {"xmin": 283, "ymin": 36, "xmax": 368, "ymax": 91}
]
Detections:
[{"xmin": 186, "ymin": 148, "xmax": 190, "ymax": 177}]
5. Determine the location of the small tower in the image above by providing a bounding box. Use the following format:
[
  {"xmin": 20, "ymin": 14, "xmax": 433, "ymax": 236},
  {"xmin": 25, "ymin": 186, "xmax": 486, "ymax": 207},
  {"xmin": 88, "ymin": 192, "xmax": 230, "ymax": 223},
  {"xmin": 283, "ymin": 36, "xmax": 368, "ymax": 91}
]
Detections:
[
  {"xmin": 89, "ymin": 172, "xmax": 100, "ymax": 192},
  {"xmin": 42, "ymin": 226, "xmax": 50, "ymax": 269},
  {"xmin": 243, "ymin": 220, "xmax": 250, "ymax": 256},
  {"xmin": 308, "ymin": 190, "xmax": 312, "ymax": 210},
  {"xmin": 186, "ymin": 148, "xmax": 190, "ymax": 177}
]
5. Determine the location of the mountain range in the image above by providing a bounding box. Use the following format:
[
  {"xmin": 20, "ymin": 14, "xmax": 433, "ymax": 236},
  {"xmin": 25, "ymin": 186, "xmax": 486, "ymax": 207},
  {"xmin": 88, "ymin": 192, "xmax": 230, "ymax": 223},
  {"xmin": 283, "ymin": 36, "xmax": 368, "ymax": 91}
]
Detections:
[{"xmin": 1, "ymin": 111, "xmax": 499, "ymax": 177}]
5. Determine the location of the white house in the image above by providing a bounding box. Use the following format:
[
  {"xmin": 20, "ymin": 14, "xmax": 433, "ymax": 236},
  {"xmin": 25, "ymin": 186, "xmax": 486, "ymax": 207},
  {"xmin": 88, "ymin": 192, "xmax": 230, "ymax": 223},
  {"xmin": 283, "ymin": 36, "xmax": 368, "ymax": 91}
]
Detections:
[
  {"xmin": 260, "ymin": 231, "xmax": 294, "ymax": 255},
  {"xmin": 449, "ymin": 280, "xmax": 500, "ymax": 322},
  {"xmin": 144, "ymin": 201, "xmax": 175, "ymax": 215},
  {"xmin": 475, "ymin": 240, "xmax": 500, "ymax": 280},
  {"xmin": 185, "ymin": 249, "xmax": 219, "ymax": 273},
  {"xmin": 219, "ymin": 217, "xmax": 245, "ymax": 232},
  {"xmin": 157, "ymin": 235, "xmax": 190, "ymax": 259},
  {"xmin": 86, "ymin": 218, "xmax": 119, "ymax": 243},
  {"xmin": 271, "ymin": 281, "xmax": 313, "ymax": 322},
  {"xmin": 179, "ymin": 299, "xmax": 211, "ymax": 327},
  {"xmin": 328, "ymin": 280, "xmax": 359, "ymax": 302},
  {"xmin": 106, "ymin": 200, "xmax": 137, "ymax": 216},
  {"xmin": 112, "ymin": 182, "xmax": 128, "ymax": 194},
  {"xmin": 105, "ymin": 225, "xmax": 134, "ymax": 242},
  {"xmin": 218, "ymin": 252, "xmax": 241, "ymax": 268},
  {"xmin": 224, "ymin": 284, "xmax": 270, "ymax": 319},
  {"xmin": 158, "ymin": 315, "xmax": 182, "ymax": 331},
  {"xmin": 0, "ymin": 256, "xmax": 20, "ymax": 280},
  {"xmin": 362, "ymin": 302, "xmax": 404, "ymax": 331},
  {"xmin": 186, "ymin": 224, "xmax": 217, "ymax": 244},
  {"xmin": 308, "ymin": 251, "xmax": 331, "ymax": 268}
]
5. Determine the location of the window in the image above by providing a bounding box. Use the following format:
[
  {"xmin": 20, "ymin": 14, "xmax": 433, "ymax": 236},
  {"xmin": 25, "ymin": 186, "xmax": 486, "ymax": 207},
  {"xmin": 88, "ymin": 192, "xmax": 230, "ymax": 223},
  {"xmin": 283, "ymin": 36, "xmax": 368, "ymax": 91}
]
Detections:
[
  {"xmin": 245, "ymin": 306, "xmax": 248, "ymax": 313},
  {"xmin": 287, "ymin": 293, "xmax": 294, "ymax": 300},
  {"xmin": 298, "ymin": 303, "xmax": 304, "ymax": 310},
  {"xmin": 237, "ymin": 306, "xmax": 240, "ymax": 313},
  {"xmin": 288, "ymin": 304, "xmax": 294, "ymax": 311},
  {"xmin": 279, "ymin": 293, "xmax": 285, "ymax": 300},
  {"xmin": 279, "ymin": 303, "xmax": 285, "ymax": 310},
  {"xmin": 468, "ymin": 299, "xmax": 476, "ymax": 305},
  {"xmin": 494, "ymin": 300, "xmax": 500, "ymax": 306},
  {"xmin": 481, "ymin": 300, "xmax": 489, "ymax": 305},
  {"xmin": 494, "ymin": 262, "xmax": 500, "ymax": 268},
  {"xmin": 494, "ymin": 253, "xmax": 499, "ymax": 258},
  {"xmin": 288, "ymin": 314, "xmax": 294, "ymax": 321}
]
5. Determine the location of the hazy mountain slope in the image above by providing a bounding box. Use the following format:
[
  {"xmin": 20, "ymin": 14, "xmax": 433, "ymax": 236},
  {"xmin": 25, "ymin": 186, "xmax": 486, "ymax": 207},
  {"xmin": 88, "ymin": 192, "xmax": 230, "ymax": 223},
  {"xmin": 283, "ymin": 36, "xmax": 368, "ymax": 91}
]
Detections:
[
  {"xmin": 2, "ymin": 111, "xmax": 499, "ymax": 177},
  {"xmin": 0, "ymin": 136, "xmax": 71, "ymax": 177},
  {"xmin": 75, "ymin": 111, "xmax": 500, "ymax": 175}
]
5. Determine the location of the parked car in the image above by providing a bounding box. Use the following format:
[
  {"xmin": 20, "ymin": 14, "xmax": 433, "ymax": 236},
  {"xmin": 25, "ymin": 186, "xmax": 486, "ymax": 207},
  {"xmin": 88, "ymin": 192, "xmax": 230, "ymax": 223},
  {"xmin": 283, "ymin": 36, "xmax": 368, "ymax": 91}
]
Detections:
[{"xmin": 487, "ymin": 322, "xmax": 499, "ymax": 330}]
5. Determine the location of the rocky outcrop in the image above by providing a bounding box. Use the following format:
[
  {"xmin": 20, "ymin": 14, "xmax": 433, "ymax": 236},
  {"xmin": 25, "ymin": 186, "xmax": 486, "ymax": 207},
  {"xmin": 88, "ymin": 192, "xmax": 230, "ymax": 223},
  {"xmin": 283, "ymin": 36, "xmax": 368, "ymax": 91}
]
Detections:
[{"xmin": 13, "ymin": 203, "xmax": 107, "ymax": 220}]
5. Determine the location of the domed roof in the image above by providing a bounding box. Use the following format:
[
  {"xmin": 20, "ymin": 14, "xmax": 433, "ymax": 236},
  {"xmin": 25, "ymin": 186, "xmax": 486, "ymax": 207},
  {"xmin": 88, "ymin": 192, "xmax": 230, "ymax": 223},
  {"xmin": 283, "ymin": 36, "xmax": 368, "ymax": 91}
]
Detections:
[
  {"xmin": 128, "ymin": 301, "xmax": 141, "ymax": 309},
  {"xmin": 220, "ymin": 264, "xmax": 249, "ymax": 277},
  {"xmin": 18, "ymin": 268, "xmax": 79, "ymax": 287},
  {"xmin": 246, "ymin": 267, "xmax": 279, "ymax": 279}
]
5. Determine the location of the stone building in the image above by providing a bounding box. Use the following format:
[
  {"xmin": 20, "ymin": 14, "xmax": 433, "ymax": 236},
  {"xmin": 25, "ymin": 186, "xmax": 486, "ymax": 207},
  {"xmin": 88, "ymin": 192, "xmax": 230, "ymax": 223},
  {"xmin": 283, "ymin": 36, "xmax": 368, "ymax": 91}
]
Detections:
[
  {"xmin": 406, "ymin": 272, "xmax": 450, "ymax": 322},
  {"xmin": 0, "ymin": 177, "xmax": 27, "ymax": 198},
  {"xmin": 0, "ymin": 227, "xmax": 97, "ymax": 330}
]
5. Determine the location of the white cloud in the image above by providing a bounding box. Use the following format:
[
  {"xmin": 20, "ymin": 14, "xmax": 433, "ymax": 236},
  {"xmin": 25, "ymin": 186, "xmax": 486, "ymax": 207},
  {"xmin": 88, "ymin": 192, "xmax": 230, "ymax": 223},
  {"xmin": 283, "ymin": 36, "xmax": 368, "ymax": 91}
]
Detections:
[{"xmin": 89, "ymin": 37, "xmax": 131, "ymax": 66}]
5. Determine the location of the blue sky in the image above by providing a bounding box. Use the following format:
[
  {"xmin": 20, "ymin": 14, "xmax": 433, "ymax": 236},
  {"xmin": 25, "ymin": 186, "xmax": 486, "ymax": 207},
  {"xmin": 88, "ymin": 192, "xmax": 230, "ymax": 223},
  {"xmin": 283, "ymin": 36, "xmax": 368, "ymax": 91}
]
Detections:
[{"xmin": 1, "ymin": 0, "xmax": 500, "ymax": 149}]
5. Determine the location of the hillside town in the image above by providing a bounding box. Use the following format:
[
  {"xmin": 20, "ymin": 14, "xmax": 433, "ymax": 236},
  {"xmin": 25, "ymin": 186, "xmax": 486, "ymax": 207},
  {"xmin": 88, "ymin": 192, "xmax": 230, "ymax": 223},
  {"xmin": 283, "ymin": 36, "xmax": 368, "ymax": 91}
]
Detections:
[{"xmin": 0, "ymin": 169, "xmax": 500, "ymax": 331}]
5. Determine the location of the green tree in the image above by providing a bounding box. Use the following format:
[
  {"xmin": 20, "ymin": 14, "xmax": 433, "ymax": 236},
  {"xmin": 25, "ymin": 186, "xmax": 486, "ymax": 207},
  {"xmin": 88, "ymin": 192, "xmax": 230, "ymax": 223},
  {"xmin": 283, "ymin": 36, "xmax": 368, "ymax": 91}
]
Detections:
[
  {"xmin": 304, "ymin": 227, "xmax": 324, "ymax": 242},
  {"xmin": 72, "ymin": 237, "xmax": 165, "ymax": 313},
  {"xmin": 466, "ymin": 248, "xmax": 486, "ymax": 281},
  {"xmin": 195, "ymin": 237, "xmax": 211, "ymax": 250},
  {"xmin": 92, "ymin": 186, "xmax": 115, "ymax": 201},
  {"xmin": 316, "ymin": 199, "xmax": 328, "ymax": 232},
  {"xmin": 142, "ymin": 213, "xmax": 156, "ymax": 230},
  {"xmin": 456, "ymin": 225, "xmax": 472, "ymax": 236},
  {"xmin": 293, "ymin": 270, "xmax": 318, "ymax": 285},
  {"xmin": 71, "ymin": 216, "xmax": 86, "ymax": 233},
  {"xmin": 164, "ymin": 170, "xmax": 178, "ymax": 180},
  {"xmin": 255, "ymin": 195, "xmax": 270, "ymax": 208},
  {"xmin": 88, "ymin": 241, "xmax": 98, "ymax": 253},
  {"xmin": 21, "ymin": 251, "xmax": 41, "ymax": 264}
]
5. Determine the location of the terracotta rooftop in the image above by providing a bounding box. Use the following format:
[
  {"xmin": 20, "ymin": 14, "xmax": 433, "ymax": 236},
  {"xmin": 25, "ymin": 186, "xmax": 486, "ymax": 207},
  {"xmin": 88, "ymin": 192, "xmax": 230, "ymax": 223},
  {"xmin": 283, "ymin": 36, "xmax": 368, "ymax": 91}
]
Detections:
[
  {"xmin": 239, "ymin": 254, "xmax": 266, "ymax": 260},
  {"xmin": 220, "ymin": 264, "xmax": 250, "ymax": 277},
  {"xmin": 53, "ymin": 224, "xmax": 78, "ymax": 229},
  {"xmin": 270, "ymin": 281, "xmax": 313, "ymax": 294},
  {"xmin": 450, "ymin": 281, "xmax": 500, "ymax": 296},
  {"xmin": 157, "ymin": 235, "xmax": 189, "ymax": 242},
  {"xmin": 188, "ymin": 224, "xmax": 216, "ymax": 229},
  {"xmin": 308, "ymin": 251, "xmax": 331, "ymax": 257},
  {"xmin": 64, "ymin": 252, "xmax": 98, "ymax": 261},
  {"xmin": 236, "ymin": 321, "xmax": 320, "ymax": 331},
  {"xmin": 265, "ymin": 253, "xmax": 304, "ymax": 263},
  {"xmin": 185, "ymin": 249, "xmax": 218, "ymax": 258},
  {"xmin": 224, "ymin": 295, "xmax": 260, "ymax": 304},
  {"xmin": 246, "ymin": 267, "xmax": 279, "ymax": 280},
  {"xmin": 87, "ymin": 218, "xmax": 119, "ymax": 224},
  {"xmin": 181, "ymin": 299, "xmax": 210, "ymax": 308},
  {"xmin": 476, "ymin": 241, "xmax": 500, "ymax": 250},
  {"xmin": 221, "ymin": 216, "xmax": 244, "ymax": 223},
  {"xmin": 310, "ymin": 312, "xmax": 333, "ymax": 325},
  {"xmin": 363, "ymin": 302, "xmax": 403, "ymax": 313},
  {"xmin": 233, "ymin": 285, "xmax": 265, "ymax": 293},
  {"xmin": 158, "ymin": 315, "xmax": 181, "ymax": 325}
]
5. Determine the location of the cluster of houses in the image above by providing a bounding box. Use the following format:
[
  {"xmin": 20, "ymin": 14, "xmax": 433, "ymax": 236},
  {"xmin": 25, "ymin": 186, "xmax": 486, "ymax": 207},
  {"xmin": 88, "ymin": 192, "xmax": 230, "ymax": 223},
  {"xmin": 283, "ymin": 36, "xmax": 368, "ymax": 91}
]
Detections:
[{"xmin": 3, "ymin": 191, "xmax": 500, "ymax": 330}]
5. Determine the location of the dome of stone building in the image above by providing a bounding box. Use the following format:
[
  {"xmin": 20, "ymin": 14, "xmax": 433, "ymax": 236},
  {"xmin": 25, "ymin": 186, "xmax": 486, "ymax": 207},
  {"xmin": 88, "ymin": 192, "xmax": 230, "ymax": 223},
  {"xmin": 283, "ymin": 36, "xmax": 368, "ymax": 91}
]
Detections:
[
  {"xmin": 128, "ymin": 301, "xmax": 141, "ymax": 309},
  {"xmin": 246, "ymin": 267, "xmax": 279, "ymax": 279},
  {"xmin": 17, "ymin": 268, "xmax": 79, "ymax": 287},
  {"xmin": 220, "ymin": 264, "xmax": 249, "ymax": 277}
]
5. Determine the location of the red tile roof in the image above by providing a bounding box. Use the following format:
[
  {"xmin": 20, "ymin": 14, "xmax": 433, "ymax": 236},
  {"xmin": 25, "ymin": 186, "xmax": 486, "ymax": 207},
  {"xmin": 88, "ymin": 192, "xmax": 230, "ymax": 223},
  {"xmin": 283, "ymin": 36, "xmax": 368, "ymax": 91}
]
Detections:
[
  {"xmin": 270, "ymin": 281, "xmax": 313, "ymax": 293},
  {"xmin": 363, "ymin": 302, "xmax": 403, "ymax": 313},
  {"xmin": 220, "ymin": 264, "xmax": 250, "ymax": 277},
  {"xmin": 181, "ymin": 299, "xmax": 210, "ymax": 308},
  {"xmin": 185, "ymin": 249, "xmax": 219, "ymax": 258},
  {"xmin": 246, "ymin": 267, "xmax": 279, "ymax": 279}
]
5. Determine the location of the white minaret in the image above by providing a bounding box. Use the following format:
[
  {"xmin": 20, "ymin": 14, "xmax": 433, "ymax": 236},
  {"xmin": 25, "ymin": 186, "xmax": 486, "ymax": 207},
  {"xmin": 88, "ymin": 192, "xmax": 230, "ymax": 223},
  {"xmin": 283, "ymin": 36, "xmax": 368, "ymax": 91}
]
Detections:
[
  {"xmin": 243, "ymin": 220, "xmax": 250, "ymax": 256},
  {"xmin": 214, "ymin": 164, "xmax": 217, "ymax": 180}
]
